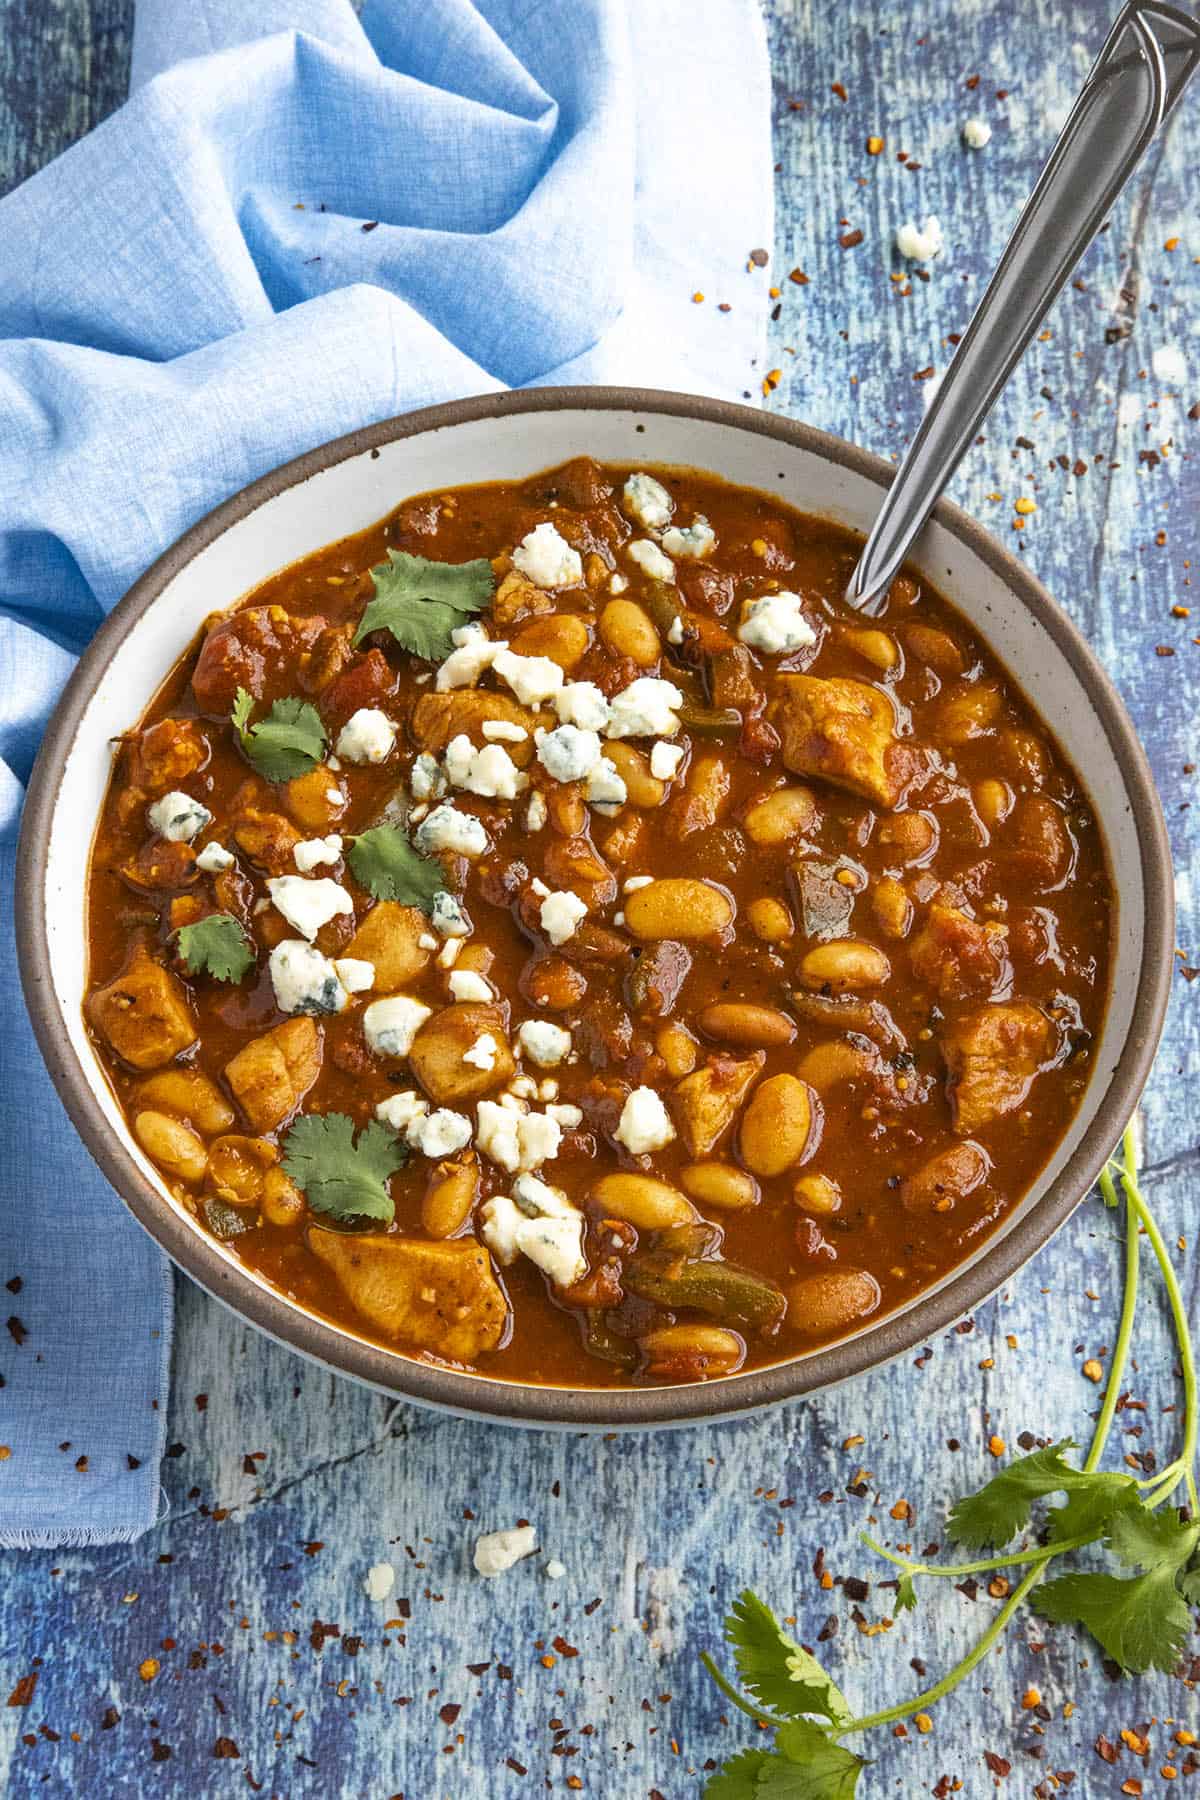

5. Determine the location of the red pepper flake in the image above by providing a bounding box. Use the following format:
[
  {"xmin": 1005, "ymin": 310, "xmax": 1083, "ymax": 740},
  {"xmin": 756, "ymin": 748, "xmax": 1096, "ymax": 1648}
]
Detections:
[
  {"xmin": 361, "ymin": 220, "xmax": 379, "ymax": 233},
  {"xmin": 100, "ymin": 1706, "xmax": 120, "ymax": 1730},
  {"xmin": 913, "ymin": 366, "xmax": 936, "ymax": 382},
  {"xmin": 6, "ymin": 1674, "xmax": 37, "ymax": 1708},
  {"xmin": 839, "ymin": 229, "xmax": 864, "ymax": 250},
  {"xmin": 194, "ymin": 1394, "xmax": 208, "ymax": 1412},
  {"xmin": 1188, "ymin": 402, "xmax": 1200, "ymax": 421},
  {"xmin": 6, "ymin": 1317, "xmax": 27, "ymax": 1346},
  {"xmin": 126, "ymin": 1453, "xmax": 141, "ymax": 1470},
  {"xmin": 1073, "ymin": 459, "xmax": 1089, "ymax": 477},
  {"xmin": 748, "ymin": 248, "xmax": 770, "ymax": 267},
  {"xmin": 506, "ymin": 1757, "xmax": 527, "ymax": 1775},
  {"xmin": 831, "ymin": 81, "xmax": 848, "ymax": 101},
  {"xmin": 966, "ymin": 73, "xmax": 981, "ymax": 89},
  {"xmin": 718, "ymin": 302, "xmax": 732, "ymax": 313},
  {"xmin": 439, "ymin": 1703, "xmax": 461, "ymax": 1726},
  {"xmin": 303, "ymin": 1541, "xmax": 324, "ymax": 1556},
  {"xmin": 788, "ymin": 268, "xmax": 809, "ymax": 286},
  {"xmin": 213, "ymin": 1737, "xmax": 239, "ymax": 1759},
  {"xmin": 1156, "ymin": 645, "xmax": 1176, "ymax": 657},
  {"xmin": 75, "ymin": 1455, "xmax": 89, "ymax": 1473},
  {"xmin": 552, "ymin": 1636, "xmax": 579, "ymax": 1658},
  {"xmin": 984, "ymin": 1750, "xmax": 1012, "ymax": 1776},
  {"xmin": 150, "ymin": 1741, "xmax": 172, "ymax": 1763},
  {"xmin": 5, "ymin": 1277, "xmax": 21, "ymax": 1294},
  {"xmin": 1096, "ymin": 1736, "xmax": 1120, "ymax": 1764}
]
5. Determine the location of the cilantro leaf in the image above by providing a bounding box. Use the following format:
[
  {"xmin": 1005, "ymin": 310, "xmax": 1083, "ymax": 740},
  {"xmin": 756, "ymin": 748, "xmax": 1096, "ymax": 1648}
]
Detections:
[
  {"xmin": 947, "ymin": 1442, "xmax": 1098, "ymax": 1550},
  {"xmin": 174, "ymin": 912, "xmax": 255, "ymax": 983},
  {"xmin": 348, "ymin": 825, "xmax": 445, "ymax": 910},
  {"xmin": 894, "ymin": 1572, "xmax": 918, "ymax": 1614},
  {"xmin": 1177, "ymin": 1560, "xmax": 1200, "ymax": 1606},
  {"xmin": 1045, "ymin": 1474, "xmax": 1137, "ymax": 1545},
  {"xmin": 724, "ymin": 1591, "xmax": 851, "ymax": 1726},
  {"xmin": 281, "ymin": 1113, "xmax": 406, "ymax": 1222},
  {"xmin": 353, "ymin": 550, "xmax": 494, "ymax": 659},
  {"xmin": 704, "ymin": 1748, "xmax": 776, "ymax": 1798},
  {"xmin": 232, "ymin": 687, "xmax": 327, "ymax": 782},
  {"xmin": 1037, "ymin": 1565, "xmax": 1192, "ymax": 1674},
  {"xmin": 1107, "ymin": 1499, "xmax": 1199, "ymax": 1575},
  {"xmin": 766, "ymin": 1721, "xmax": 864, "ymax": 1797}
]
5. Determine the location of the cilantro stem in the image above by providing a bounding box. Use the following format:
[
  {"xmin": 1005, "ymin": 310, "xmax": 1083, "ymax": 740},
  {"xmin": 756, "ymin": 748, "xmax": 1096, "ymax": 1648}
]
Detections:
[
  {"xmin": 836, "ymin": 1561, "xmax": 1045, "ymax": 1739},
  {"xmin": 861, "ymin": 1528, "xmax": 1101, "ymax": 1583},
  {"xmin": 1124, "ymin": 1152, "xmax": 1199, "ymax": 1513},
  {"xmin": 698, "ymin": 1652, "xmax": 781, "ymax": 1728},
  {"xmin": 1085, "ymin": 1136, "xmax": 1140, "ymax": 1475}
]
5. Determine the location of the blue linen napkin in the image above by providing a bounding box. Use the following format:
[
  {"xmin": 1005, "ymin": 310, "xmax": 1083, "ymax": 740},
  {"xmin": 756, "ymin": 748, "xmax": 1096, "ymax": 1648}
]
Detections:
[{"xmin": 0, "ymin": 0, "xmax": 772, "ymax": 1547}]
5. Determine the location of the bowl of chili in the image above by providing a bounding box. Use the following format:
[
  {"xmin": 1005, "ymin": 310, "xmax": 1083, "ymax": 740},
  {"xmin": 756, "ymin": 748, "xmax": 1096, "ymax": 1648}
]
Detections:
[{"xmin": 16, "ymin": 388, "xmax": 1173, "ymax": 1427}]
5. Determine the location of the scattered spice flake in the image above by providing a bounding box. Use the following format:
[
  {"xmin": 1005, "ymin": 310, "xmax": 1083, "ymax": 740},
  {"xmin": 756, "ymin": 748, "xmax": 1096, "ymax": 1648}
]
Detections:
[
  {"xmin": 988, "ymin": 1434, "xmax": 1006, "ymax": 1456},
  {"xmin": 831, "ymin": 81, "xmax": 848, "ymax": 101},
  {"xmin": 915, "ymin": 1711, "xmax": 934, "ymax": 1733},
  {"xmin": 788, "ymin": 268, "xmax": 809, "ymax": 286},
  {"xmin": 439, "ymin": 1703, "xmax": 461, "ymax": 1726},
  {"xmin": 748, "ymin": 248, "xmax": 769, "ymax": 267},
  {"xmin": 213, "ymin": 1737, "xmax": 239, "ymax": 1759},
  {"xmin": 966, "ymin": 73, "xmax": 981, "ymax": 89},
  {"xmin": 1082, "ymin": 1358, "xmax": 1104, "ymax": 1382},
  {"xmin": 0, "ymin": 1447, "xmax": 10, "ymax": 1461},
  {"xmin": 506, "ymin": 1757, "xmax": 528, "ymax": 1775},
  {"xmin": 7, "ymin": 1674, "xmax": 37, "ymax": 1708},
  {"xmin": 985, "ymin": 1750, "xmax": 1013, "ymax": 1776},
  {"xmin": 7, "ymin": 1317, "xmax": 27, "ymax": 1346},
  {"xmin": 1014, "ymin": 496, "xmax": 1037, "ymax": 515},
  {"xmin": 839, "ymin": 228, "xmax": 864, "ymax": 250},
  {"xmin": 866, "ymin": 135, "xmax": 884, "ymax": 155},
  {"xmin": 361, "ymin": 220, "xmax": 379, "ymax": 233},
  {"xmin": 691, "ymin": 291, "xmax": 705, "ymax": 304},
  {"xmin": 1165, "ymin": 237, "xmax": 1180, "ymax": 251},
  {"xmin": 138, "ymin": 1658, "xmax": 160, "ymax": 1683}
]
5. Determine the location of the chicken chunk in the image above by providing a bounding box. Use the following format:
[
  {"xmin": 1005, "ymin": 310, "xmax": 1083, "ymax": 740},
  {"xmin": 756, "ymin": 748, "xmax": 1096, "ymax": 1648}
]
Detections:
[
  {"xmin": 670, "ymin": 1052, "xmax": 764, "ymax": 1157},
  {"xmin": 343, "ymin": 901, "xmax": 433, "ymax": 990},
  {"xmin": 491, "ymin": 569, "xmax": 555, "ymax": 628},
  {"xmin": 231, "ymin": 800, "xmax": 302, "ymax": 874},
  {"xmin": 411, "ymin": 690, "xmax": 543, "ymax": 766},
  {"xmin": 942, "ymin": 1002, "xmax": 1059, "ymax": 1136},
  {"xmin": 88, "ymin": 944, "xmax": 197, "ymax": 1070},
  {"xmin": 408, "ymin": 1004, "xmax": 516, "ymax": 1105},
  {"xmin": 909, "ymin": 902, "xmax": 1009, "ymax": 1003},
  {"xmin": 307, "ymin": 1231, "xmax": 507, "ymax": 1362},
  {"xmin": 124, "ymin": 718, "xmax": 210, "ymax": 796},
  {"xmin": 224, "ymin": 1017, "xmax": 322, "ymax": 1132},
  {"xmin": 770, "ymin": 675, "xmax": 916, "ymax": 810}
]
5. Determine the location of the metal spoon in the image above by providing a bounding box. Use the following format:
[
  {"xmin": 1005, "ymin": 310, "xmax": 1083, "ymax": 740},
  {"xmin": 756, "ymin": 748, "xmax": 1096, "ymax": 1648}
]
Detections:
[{"xmin": 847, "ymin": 0, "xmax": 1200, "ymax": 614}]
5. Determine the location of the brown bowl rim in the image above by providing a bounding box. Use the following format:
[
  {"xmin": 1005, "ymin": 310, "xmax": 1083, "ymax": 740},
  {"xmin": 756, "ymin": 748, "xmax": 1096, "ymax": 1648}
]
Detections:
[{"xmin": 15, "ymin": 385, "xmax": 1175, "ymax": 1427}]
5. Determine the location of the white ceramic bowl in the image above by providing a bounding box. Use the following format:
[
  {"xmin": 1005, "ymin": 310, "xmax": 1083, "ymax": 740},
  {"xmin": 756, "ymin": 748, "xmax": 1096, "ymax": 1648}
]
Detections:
[{"xmin": 16, "ymin": 389, "xmax": 1174, "ymax": 1428}]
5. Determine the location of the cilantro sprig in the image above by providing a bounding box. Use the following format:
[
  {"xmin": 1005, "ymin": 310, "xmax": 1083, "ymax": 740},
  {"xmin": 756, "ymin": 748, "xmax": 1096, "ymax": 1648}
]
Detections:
[
  {"xmin": 174, "ymin": 912, "xmax": 255, "ymax": 983},
  {"xmin": 702, "ymin": 1124, "xmax": 1200, "ymax": 1794},
  {"xmin": 281, "ymin": 1113, "xmax": 406, "ymax": 1223},
  {"xmin": 347, "ymin": 823, "xmax": 444, "ymax": 910},
  {"xmin": 353, "ymin": 549, "xmax": 493, "ymax": 661},
  {"xmin": 231, "ymin": 687, "xmax": 327, "ymax": 782}
]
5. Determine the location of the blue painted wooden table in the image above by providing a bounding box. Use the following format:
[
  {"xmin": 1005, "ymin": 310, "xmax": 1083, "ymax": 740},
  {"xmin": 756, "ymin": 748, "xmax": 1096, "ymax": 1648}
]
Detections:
[{"xmin": 3, "ymin": 2, "xmax": 1199, "ymax": 1794}]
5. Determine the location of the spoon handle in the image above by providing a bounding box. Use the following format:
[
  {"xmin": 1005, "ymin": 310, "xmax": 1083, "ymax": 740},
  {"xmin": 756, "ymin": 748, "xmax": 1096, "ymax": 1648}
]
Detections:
[{"xmin": 846, "ymin": 0, "xmax": 1200, "ymax": 615}]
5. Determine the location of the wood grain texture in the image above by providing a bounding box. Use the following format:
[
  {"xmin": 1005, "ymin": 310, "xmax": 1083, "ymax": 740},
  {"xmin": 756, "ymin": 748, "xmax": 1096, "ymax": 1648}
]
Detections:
[{"xmin": 3, "ymin": 1, "xmax": 1200, "ymax": 1794}]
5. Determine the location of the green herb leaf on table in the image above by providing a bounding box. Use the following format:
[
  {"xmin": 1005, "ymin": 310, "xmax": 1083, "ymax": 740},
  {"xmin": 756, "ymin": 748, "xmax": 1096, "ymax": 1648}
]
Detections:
[
  {"xmin": 1045, "ymin": 1473, "xmax": 1137, "ymax": 1545},
  {"xmin": 769, "ymin": 1721, "xmax": 864, "ymax": 1797},
  {"xmin": 947, "ymin": 1441, "xmax": 1100, "ymax": 1550},
  {"xmin": 353, "ymin": 549, "xmax": 494, "ymax": 659},
  {"xmin": 174, "ymin": 912, "xmax": 255, "ymax": 983},
  {"xmin": 724, "ymin": 1590, "xmax": 852, "ymax": 1726},
  {"xmin": 231, "ymin": 687, "xmax": 327, "ymax": 782},
  {"xmin": 281, "ymin": 1113, "xmax": 406, "ymax": 1222},
  {"xmin": 893, "ymin": 1572, "xmax": 917, "ymax": 1614},
  {"xmin": 348, "ymin": 824, "xmax": 445, "ymax": 910},
  {"xmin": 704, "ymin": 1748, "xmax": 776, "ymax": 1799},
  {"xmin": 1037, "ymin": 1566, "xmax": 1192, "ymax": 1675}
]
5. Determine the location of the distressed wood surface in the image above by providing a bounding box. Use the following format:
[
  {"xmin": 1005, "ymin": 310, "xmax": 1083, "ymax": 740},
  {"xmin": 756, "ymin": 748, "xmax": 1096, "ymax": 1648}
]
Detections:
[{"xmin": 3, "ymin": 1, "xmax": 1200, "ymax": 1794}]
